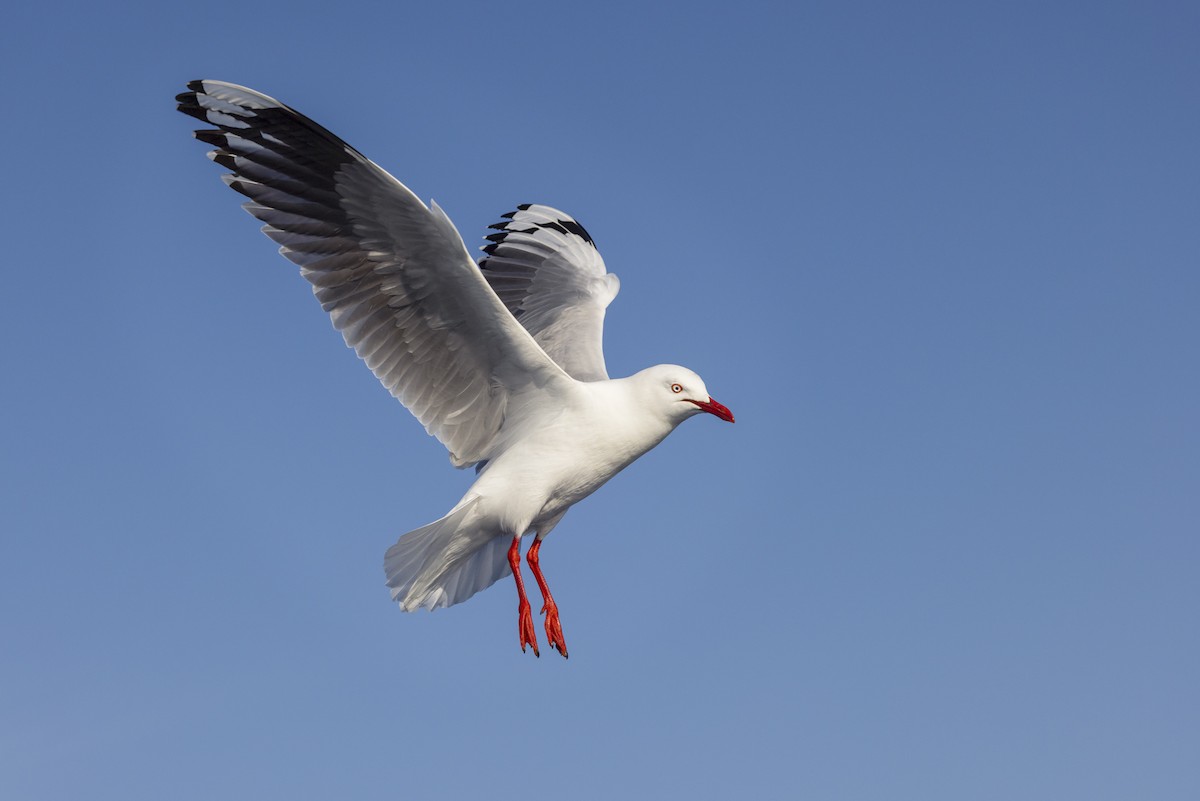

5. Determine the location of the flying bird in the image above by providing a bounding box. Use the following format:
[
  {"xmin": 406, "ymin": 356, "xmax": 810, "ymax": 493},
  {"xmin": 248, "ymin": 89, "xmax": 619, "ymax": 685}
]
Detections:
[{"xmin": 176, "ymin": 80, "xmax": 734, "ymax": 658}]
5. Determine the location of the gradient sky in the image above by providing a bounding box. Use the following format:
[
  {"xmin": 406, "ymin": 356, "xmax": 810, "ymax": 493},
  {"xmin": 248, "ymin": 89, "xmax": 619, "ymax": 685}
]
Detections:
[{"xmin": 3, "ymin": 2, "xmax": 1197, "ymax": 799}]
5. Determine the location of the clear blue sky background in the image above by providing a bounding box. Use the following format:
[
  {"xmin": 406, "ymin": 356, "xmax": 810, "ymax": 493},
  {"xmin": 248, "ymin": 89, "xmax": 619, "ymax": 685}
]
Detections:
[{"xmin": 2, "ymin": 2, "xmax": 1196, "ymax": 799}]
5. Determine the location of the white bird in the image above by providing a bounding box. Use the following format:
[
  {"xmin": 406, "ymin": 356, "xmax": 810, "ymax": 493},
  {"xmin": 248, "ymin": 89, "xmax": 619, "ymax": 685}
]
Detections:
[{"xmin": 177, "ymin": 80, "xmax": 734, "ymax": 658}]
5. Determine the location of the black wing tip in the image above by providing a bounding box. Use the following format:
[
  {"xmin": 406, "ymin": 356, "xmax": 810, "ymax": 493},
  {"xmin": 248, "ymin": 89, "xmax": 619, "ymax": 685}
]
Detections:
[
  {"xmin": 558, "ymin": 218, "xmax": 596, "ymax": 247},
  {"xmin": 177, "ymin": 104, "xmax": 212, "ymax": 125},
  {"xmin": 193, "ymin": 129, "xmax": 227, "ymax": 146},
  {"xmin": 496, "ymin": 204, "xmax": 597, "ymax": 249},
  {"xmin": 175, "ymin": 83, "xmax": 202, "ymax": 114},
  {"xmin": 175, "ymin": 82, "xmax": 208, "ymax": 112},
  {"xmin": 499, "ymin": 203, "xmax": 536, "ymax": 220}
]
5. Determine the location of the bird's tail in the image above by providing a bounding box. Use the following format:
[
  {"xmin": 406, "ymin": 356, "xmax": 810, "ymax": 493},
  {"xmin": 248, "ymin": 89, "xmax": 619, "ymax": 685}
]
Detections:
[{"xmin": 384, "ymin": 497, "xmax": 512, "ymax": 611}]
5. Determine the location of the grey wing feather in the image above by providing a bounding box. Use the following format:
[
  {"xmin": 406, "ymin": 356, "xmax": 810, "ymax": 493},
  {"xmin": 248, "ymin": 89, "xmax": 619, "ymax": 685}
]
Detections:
[{"xmin": 177, "ymin": 80, "xmax": 569, "ymax": 467}]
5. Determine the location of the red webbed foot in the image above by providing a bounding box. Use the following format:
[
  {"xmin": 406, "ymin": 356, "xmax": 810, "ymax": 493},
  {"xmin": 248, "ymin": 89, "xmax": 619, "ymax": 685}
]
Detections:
[
  {"xmin": 518, "ymin": 598, "xmax": 540, "ymax": 657},
  {"xmin": 541, "ymin": 600, "xmax": 568, "ymax": 658}
]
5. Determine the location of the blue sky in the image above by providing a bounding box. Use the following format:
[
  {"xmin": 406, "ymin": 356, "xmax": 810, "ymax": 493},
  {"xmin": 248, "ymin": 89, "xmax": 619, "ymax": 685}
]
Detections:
[{"xmin": 2, "ymin": 1, "xmax": 1197, "ymax": 798}]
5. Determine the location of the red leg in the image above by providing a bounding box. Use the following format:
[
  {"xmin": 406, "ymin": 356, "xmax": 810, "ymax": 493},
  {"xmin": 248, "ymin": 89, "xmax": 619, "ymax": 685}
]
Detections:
[
  {"xmin": 508, "ymin": 536, "xmax": 538, "ymax": 656},
  {"xmin": 526, "ymin": 538, "xmax": 568, "ymax": 658}
]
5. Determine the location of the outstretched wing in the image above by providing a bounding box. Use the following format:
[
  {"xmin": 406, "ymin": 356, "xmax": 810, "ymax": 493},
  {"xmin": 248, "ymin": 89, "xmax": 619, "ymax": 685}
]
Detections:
[
  {"xmin": 479, "ymin": 204, "xmax": 620, "ymax": 382},
  {"xmin": 177, "ymin": 80, "xmax": 571, "ymax": 467}
]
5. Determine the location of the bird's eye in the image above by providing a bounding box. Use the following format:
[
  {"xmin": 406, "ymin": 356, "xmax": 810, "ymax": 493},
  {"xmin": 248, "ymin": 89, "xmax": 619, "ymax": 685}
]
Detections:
[{"xmin": 671, "ymin": 383, "xmax": 683, "ymax": 393}]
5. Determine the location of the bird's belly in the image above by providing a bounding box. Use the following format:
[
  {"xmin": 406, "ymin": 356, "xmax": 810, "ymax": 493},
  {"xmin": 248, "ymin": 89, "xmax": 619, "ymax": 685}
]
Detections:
[
  {"xmin": 536, "ymin": 466, "xmax": 617, "ymax": 518},
  {"xmin": 474, "ymin": 422, "xmax": 657, "ymax": 534}
]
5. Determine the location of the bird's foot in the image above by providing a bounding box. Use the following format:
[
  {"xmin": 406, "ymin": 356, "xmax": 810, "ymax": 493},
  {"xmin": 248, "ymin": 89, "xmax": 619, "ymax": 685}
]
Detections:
[
  {"xmin": 542, "ymin": 601, "xmax": 568, "ymax": 659},
  {"xmin": 518, "ymin": 599, "xmax": 539, "ymax": 657}
]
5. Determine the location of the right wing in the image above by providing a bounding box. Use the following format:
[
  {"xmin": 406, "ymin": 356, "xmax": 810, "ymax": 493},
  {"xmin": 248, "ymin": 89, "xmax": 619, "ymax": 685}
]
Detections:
[
  {"xmin": 479, "ymin": 204, "xmax": 620, "ymax": 382},
  {"xmin": 176, "ymin": 80, "xmax": 572, "ymax": 467}
]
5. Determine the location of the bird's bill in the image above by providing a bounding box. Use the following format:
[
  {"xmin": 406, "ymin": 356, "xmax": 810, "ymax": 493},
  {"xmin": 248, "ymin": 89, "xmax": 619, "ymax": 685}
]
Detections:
[{"xmin": 689, "ymin": 397, "xmax": 735, "ymax": 423}]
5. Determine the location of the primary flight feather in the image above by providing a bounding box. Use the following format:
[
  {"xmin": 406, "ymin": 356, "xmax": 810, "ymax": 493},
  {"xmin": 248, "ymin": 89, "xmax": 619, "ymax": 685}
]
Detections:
[{"xmin": 177, "ymin": 80, "xmax": 733, "ymax": 658}]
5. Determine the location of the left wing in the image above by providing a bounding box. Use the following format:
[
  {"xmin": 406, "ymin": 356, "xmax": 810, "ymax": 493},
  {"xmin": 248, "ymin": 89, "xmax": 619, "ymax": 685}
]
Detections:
[{"xmin": 479, "ymin": 204, "xmax": 620, "ymax": 382}]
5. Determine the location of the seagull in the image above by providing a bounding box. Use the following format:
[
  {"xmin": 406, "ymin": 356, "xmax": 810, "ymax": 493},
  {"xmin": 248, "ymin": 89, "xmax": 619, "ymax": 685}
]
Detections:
[{"xmin": 176, "ymin": 80, "xmax": 734, "ymax": 658}]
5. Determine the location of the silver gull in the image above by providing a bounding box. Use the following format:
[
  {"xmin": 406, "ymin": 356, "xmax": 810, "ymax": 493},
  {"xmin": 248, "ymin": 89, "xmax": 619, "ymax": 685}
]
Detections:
[{"xmin": 176, "ymin": 80, "xmax": 734, "ymax": 657}]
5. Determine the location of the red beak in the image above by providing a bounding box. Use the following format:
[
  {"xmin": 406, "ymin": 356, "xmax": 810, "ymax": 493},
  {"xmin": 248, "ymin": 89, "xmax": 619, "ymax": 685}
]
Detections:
[{"xmin": 689, "ymin": 396, "xmax": 735, "ymax": 423}]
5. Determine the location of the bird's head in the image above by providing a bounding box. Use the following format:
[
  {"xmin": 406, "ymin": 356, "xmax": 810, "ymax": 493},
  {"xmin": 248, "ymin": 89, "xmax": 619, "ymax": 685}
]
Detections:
[{"xmin": 637, "ymin": 364, "xmax": 735, "ymax": 425}]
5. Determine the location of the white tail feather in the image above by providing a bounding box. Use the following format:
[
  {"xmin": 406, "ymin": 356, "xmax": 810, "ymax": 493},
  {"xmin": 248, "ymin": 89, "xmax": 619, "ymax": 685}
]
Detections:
[{"xmin": 384, "ymin": 497, "xmax": 512, "ymax": 611}]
